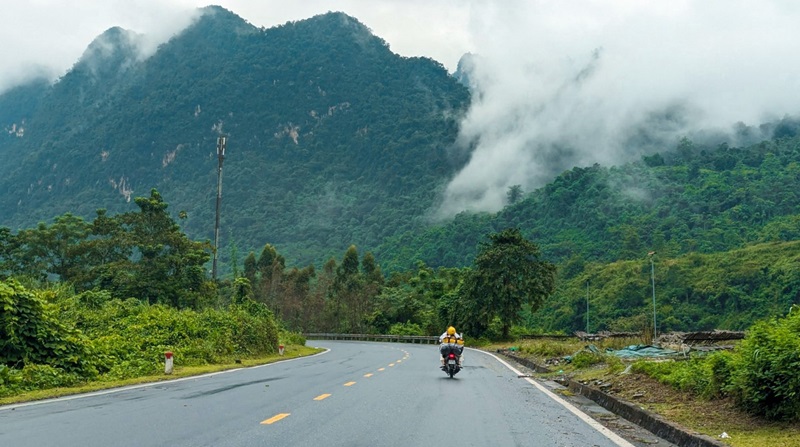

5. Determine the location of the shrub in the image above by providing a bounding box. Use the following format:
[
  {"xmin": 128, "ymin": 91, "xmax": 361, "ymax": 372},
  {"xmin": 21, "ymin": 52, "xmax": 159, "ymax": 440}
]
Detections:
[
  {"xmin": 20, "ymin": 364, "xmax": 84, "ymax": 390},
  {"xmin": 388, "ymin": 321, "xmax": 424, "ymax": 336},
  {"xmin": 630, "ymin": 349, "xmax": 737, "ymax": 400},
  {"xmin": 704, "ymin": 350, "xmax": 735, "ymax": 399},
  {"xmin": 0, "ymin": 364, "xmax": 22, "ymax": 396},
  {"xmin": 0, "ymin": 279, "xmax": 93, "ymax": 376},
  {"xmin": 730, "ymin": 305, "xmax": 800, "ymax": 421},
  {"xmin": 520, "ymin": 340, "xmax": 584, "ymax": 358},
  {"xmin": 279, "ymin": 330, "xmax": 306, "ymax": 346},
  {"xmin": 570, "ymin": 350, "xmax": 605, "ymax": 369},
  {"xmin": 0, "ymin": 284, "xmax": 282, "ymax": 398}
]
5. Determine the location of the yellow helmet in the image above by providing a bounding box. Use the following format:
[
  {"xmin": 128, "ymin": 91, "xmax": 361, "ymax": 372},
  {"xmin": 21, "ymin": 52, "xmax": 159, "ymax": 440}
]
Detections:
[{"xmin": 447, "ymin": 326, "xmax": 456, "ymax": 335}]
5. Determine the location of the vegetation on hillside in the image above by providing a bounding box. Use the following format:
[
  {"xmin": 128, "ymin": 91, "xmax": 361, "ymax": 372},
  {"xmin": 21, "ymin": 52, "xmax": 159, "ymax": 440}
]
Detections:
[
  {"xmin": 0, "ymin": 5, "xmax": 798, "ymax": 427},
  {"xmin": 0, "ymin": 168, "xmax": 797, "ymax": 426},
  {"xmin": 0, "ymin": 7, "xmax": 470, "ymax": 271},
  {"xmin": 628, "ymin": 305, "xmax": 800, "ymax": 422},
  {"xmin": 0, "ymin": 279, "xmax": 280, "ymax": 397},
  {"xmin": 531, "ymin": 240, "xmax": 800, "ymax": 333},
  {"xmin": 377, "ymin": 131, "xmax": 800, "ymax": 271}
]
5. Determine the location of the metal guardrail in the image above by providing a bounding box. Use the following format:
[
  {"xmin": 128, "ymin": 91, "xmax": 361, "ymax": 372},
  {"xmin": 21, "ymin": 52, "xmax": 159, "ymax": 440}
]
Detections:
[{"xmin": 304, "ymin": 333, "xmax": 440, "ymax": 344}]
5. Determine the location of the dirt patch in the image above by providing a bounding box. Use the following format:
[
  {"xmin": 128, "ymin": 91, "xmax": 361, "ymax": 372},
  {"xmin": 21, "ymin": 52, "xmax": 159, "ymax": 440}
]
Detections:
[
  {"xmin": 494, "ymin": 345, "xmax": 800, "ymax": 447},
  {"xmin": 596, "ymin": 372, "xmax": 800, "ymax": 446}
]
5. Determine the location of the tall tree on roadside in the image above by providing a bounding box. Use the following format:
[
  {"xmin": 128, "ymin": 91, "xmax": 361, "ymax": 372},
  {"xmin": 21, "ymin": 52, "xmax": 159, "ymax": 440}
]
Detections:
[
  {"xmin": 361, "ymin": 251, "xmax": 384, "ymax": 302},
  {"xmin": 318, "ymin": 257, "xmax": 338, "ymax": 331},
  {"xmin": 462, "ymin": 228, "xmax": 556, "ymax": 339},
  {"xmin": 243, "ymin": 251, "xmax": 258, "ymax": 286},
  {"xmin": 13, "ymin": 214, "xmax": 92, "ymax": 283},
  {"xmin": 332, "ymin": 245, "xmax": 363, "ymax": 332},
  {"xmin": 255, "ymin": 243, "xmax": 284, "ymax": 310},
  {"xmin": 107, "ymin": 189, "xmax": 213, "ymax": 308}
]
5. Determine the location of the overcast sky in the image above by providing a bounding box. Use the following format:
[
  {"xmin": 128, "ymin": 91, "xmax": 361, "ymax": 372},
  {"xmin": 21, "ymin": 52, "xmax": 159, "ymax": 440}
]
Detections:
[
  {"xmin": 0, "ymin": 0, "xmax": 472, "ymax": 90},
  {"xmin": 4, "ymin": 1, "xmax": 800, "ymax": 216}
]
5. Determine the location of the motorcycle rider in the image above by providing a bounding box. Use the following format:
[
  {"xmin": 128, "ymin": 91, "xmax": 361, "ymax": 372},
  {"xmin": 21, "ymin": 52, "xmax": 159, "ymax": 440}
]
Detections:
[{"xmin": 438, "ymin": 326, "xmax": 464, "ymax": 370}]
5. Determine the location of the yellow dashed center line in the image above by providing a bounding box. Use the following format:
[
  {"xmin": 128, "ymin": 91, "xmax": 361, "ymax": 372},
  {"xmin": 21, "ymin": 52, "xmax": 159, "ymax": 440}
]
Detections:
[
  {"xmin": 344, "ymin": 381, "xmax": 356, "ymax": 387},
  {"xmin": 378, "ymin": 367, "xmax": 385, "ymax": 371},
  {"xmin": 261, "ymin": 413, "xmax": 290, "ymax": 425},
  {"xmin": 389, "ymin": 363, "xmax": 395, "ymax": 367},
  {"xmin": 396, "ymin": 360, "xmax": 402, "ymax": 363},
  {"xmin": 364, "ymin": 373, "xmax": 374, "ymax": 378},
  {"xmin": 314, "ymin": 394, "xmax": 331, "ymax": 401}
]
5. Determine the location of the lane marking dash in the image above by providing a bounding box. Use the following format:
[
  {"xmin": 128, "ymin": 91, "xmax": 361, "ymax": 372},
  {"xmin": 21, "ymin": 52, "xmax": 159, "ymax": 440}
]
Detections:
[
  {"xmin": 364, "ymin": 373, "xmax": 374, "ymax": 378},
  {"xmin": 314, "ymin": 394, "xmax": 331, "ymax": 401},
  {"xmin": 261, "ymin": 413, "xmax": 290, "ymax": 425},
  {"xmin": 344, "ymin": 381, "xmax": 356, "ymax": 387}
]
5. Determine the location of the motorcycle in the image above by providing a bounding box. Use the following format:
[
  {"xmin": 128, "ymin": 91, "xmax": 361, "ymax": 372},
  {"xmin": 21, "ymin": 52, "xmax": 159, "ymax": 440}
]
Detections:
[{"xmin": 440, "ymin": 344, "xmax": 462, "ymax": 378}]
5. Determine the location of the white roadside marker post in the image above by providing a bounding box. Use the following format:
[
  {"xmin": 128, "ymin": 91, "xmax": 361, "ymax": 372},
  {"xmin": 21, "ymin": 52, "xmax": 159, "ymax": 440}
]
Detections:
[{"xmin": 165, "ymin": 351, "xmax": 174, "ymax": 374}]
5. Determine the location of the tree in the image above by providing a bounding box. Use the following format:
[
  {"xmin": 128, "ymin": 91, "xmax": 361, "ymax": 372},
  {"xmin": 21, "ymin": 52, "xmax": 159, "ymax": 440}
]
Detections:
[
  {"xmin": 101, "ymin": 189, "xmax": 213, "ymax": 308},
  {"xmin": 507, "ymin": 184, "xmax": 523, "ymax": 206},
  {"xmin": 462, "ymin": 228, "xmax": 556, "ymax": 339},
  {"xmin": 254, "ymin": 244, "xmax": 285, "ymax": 310},
  {"xmin": 13, "ymin": 214, "xmax": 92, "ymax": 282},
  {"xmin": 332, "ymin": 245, "xmax": 364, "ymax": 332},
  {"xmin": 243, "ymin": 252, "xmax": 258, "ymax": 285},
  {"xmin": 0, "ymin": 227, "xmax": 19, "ymax": 278}
]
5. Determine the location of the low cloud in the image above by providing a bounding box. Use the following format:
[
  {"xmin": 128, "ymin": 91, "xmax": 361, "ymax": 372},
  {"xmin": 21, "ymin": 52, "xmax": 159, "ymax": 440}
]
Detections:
[
  {"xmin": 437, "ymin": 0, "xmax": 800, "ymax": 217},
  {"xmin": 0, "ymin": 0, "xmax": 202, "ymax": 93},
  {"xmin": 3, "ymin": 1, "xmax": 799, "ymax": 221}
]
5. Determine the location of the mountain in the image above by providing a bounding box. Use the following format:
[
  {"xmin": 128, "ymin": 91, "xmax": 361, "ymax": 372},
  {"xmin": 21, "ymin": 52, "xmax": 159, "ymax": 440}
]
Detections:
[
  {"xmin": 0, "ymin": 6, "xmax": 471, "ymax": 269},
  {"xmin": 376, "ymin": 132, "xmax": 800, "ymax": 270}
]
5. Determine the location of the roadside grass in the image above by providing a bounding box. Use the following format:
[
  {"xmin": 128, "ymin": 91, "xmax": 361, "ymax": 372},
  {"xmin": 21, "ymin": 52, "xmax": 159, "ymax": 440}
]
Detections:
[
  {"xmin": 491, "ymin": 338, "xmax": 800, "ymax": 447},
  {"xmin": 0, "ymin": 345, "xmax": 323, "ymax": 406}
]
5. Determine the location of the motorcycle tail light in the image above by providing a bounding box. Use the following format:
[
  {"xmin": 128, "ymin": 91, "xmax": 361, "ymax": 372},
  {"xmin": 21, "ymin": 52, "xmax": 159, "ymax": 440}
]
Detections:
[{"xmin": 448, "ymin": 353, "xmax": 456, "ymax": 359}]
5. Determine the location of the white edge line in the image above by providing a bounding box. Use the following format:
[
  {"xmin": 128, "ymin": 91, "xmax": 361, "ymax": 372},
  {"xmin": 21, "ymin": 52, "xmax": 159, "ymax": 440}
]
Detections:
[
  {"xmin": 0, "ymin": 348, "xmax": 331, "ymax": 412},
  {"xmin": 474, "ymin": 348, "xmax": 637, "ymax": 447}
]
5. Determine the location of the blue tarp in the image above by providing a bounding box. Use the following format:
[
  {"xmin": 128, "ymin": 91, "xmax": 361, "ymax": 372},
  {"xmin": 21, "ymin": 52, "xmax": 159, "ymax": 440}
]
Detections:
[{"xmin": 604, "ymin": 344, "xmax": 681, "ymax": 358}]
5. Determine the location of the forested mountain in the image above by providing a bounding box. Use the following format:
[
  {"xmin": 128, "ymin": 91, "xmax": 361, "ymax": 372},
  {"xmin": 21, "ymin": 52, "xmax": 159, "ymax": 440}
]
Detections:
[
  {"xmin": 377, "ymin": 132, "xmax": 800, "ymax": 270},
  {"xmin": 1, "ymin": 5, "xmax": 799, "ymax": 289},
  {"xmin": 0, "ymin": 6, "xmax": 470, "ymax": 269}
]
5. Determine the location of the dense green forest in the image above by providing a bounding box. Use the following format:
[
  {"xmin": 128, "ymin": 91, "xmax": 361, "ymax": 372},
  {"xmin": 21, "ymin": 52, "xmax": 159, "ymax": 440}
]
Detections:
[
  {"xmin": 377, "ymin": 131, "xmax": 800, "ymax": 271},
  {"xmin": 0, "ymin": 7, "xmax": 470, "ymax": 270},
  {"xmin": 2, "ymin": 189, "xmax": 798, "ymax": 421},
  {"xmin": 1, "ymin": 5, "xmax": 798, "ymax": 420}
]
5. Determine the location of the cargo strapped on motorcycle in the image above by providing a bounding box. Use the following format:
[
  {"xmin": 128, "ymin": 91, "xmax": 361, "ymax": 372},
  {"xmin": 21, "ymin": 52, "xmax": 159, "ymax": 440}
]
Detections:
[
  {"xmin": 440, "ymin": 343, "xmax": 463, "ymax": 356},
  {"xmin": 441, "ymin": 336, "xmax": 463, "ymax": 345}
]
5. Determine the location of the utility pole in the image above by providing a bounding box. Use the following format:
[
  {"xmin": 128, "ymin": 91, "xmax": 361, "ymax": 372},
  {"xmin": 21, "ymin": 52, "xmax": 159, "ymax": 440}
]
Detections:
[
  {"xmin": 586, "ymin": 281, "xmax": 590, "ymax": 334},
  {"xmin": 212, "ymin": 135, "xmax": 227, "ymax": 280},
  {"xmin": 648, "ymin": 251, "xmax": 657, "ymax": 340}
]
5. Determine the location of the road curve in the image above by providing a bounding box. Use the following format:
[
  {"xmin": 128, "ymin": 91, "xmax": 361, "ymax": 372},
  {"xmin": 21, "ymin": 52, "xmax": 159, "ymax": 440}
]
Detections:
[{"xmin": 0, "ymin": 341, "xmax": 637, "ymax": 447}]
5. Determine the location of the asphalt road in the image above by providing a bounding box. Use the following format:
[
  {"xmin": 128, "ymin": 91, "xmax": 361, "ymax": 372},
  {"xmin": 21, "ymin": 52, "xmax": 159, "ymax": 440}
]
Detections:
[{"xmin": 0, "ymin": 341, "xmax": 642, "ymax": 447}]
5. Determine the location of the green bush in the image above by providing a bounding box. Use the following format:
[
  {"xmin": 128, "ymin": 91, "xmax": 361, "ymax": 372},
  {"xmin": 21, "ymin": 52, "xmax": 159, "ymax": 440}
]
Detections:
[
  {"xmin": 0, "ymin": 365, "xmax": 22, "ymax": 397},
  {"xmin": 0, "ymin": 279, "xmax": 93, "ymax": 375},
  {"xmin": 0, "ymin": 285, "xmax": 282, "ymax": 397},
  {"xmin": 279, "ymin": 330, "xmax": 306, "ymax": 346},
  {"xmin": 570, "ymin": 350, "xmax": 605, "ymax": 369},
  {"xmin": 730, "ymin": 305, "xmax": 800, "ymax": 421},
  {"xmin": 388, "ymin": 321, "xmax": 424, "ymax": 336},
  {"xmin": 704, "ymin": 350, "xmax": 735, "ymax": 398},
  {"xmin": 20, "ymin": 364, "xmax": 84, "ymax": 390},
  {"xmin": 520, "ymin": 340, "xmax": 584, "ymax": 358},
  {"xmin": 631, "ymin": 356, "xmax": 724, "ymax": 398},
  {"xmin": 103, "ymin": 359, "xmax": 161, "ymax": 381}
]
